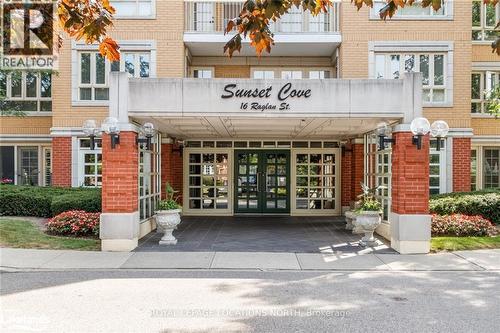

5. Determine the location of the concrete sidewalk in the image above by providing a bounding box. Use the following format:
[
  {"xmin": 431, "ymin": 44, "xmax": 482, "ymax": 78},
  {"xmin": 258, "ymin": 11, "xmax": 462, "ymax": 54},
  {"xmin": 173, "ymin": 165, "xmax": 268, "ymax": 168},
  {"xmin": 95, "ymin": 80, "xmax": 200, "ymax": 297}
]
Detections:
[{"xmin": 1, "ymin": 247, "xmax": 499, "ymax": 271}]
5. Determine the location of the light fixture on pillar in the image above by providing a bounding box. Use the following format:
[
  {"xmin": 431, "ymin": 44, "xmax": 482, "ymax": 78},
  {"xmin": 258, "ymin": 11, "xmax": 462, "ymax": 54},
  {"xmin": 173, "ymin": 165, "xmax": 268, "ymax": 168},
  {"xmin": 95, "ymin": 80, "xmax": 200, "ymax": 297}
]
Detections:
[
  {"xmin": 376, "ymin": 122, "xmax": 395, "ymax": 151},
  {"xmin": 430, "ymin": 120, "xmax": 449, "ymax": 151},
  {"xmin": 137, "ymin": 122, "xmax": 155, "ymax": 150},
  {"xmin": 172, "ymin": 139, "xmax": 184, "ymax": 156},
  {"xmin": 82, "ymin": 119, "xmax": 100, "ymax": 150},
  {"xmin": 410, "ymin": 117, "xmax": 431, "ymax": 150},
  {"xmin": 101, "ymin": 117, "xmax": 120, "ymax": 149}
]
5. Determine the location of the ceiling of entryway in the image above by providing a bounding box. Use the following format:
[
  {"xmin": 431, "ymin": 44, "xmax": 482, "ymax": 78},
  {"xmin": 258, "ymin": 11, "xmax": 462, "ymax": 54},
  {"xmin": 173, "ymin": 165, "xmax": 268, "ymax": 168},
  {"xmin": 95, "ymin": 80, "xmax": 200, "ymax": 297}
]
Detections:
[{"xmin": 131, "ymin": 116, "xmax": 401, "ymax": 140}]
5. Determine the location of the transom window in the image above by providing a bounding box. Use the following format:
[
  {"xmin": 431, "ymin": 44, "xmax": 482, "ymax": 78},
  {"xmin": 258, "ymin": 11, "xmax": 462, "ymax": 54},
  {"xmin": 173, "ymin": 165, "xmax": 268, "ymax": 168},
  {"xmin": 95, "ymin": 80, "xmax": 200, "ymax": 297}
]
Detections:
[
  {"xmin": 0, "ymin": 71, "xmax": 52, "ymax": 112},
  {"xmin": 374, "ymin": 53, "xmax": 446, "ymax": 104},
  {"xmin": 472, "ymin": 0, "xmax": 499, "ymax": 41},
  {"xmin": 187, "ymin": 152, "xmax": 230, "ymax": 211},
  {"xmin": 471, "ymin": 71, "xmax": 500, "ymax": 114},
  {"xmin": 111, "ymin": 0, "xmax": 154, "ymax": 18},
  {"xmin": 293, "ymin": 152, "xmax": 337, "ymax": 212},
  {"xmin": 252, "ymin": 68, "xmax": 332, "ymax": 79}
]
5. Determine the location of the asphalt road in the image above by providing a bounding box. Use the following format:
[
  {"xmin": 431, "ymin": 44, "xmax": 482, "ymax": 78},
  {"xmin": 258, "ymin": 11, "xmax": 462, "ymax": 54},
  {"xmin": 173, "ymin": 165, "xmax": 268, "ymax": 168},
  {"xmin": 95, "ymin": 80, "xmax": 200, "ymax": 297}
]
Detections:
[{"xmin": 1, "ymin": 270, "xmax": 500, "ymax": 333}]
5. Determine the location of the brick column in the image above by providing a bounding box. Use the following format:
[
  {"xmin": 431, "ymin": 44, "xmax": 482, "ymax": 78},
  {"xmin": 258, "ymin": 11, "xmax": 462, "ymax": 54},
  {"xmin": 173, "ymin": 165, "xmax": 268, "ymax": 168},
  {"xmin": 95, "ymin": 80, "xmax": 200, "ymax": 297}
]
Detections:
[
  {"xmin": 390, "ymin": 129, "xmax": 431, "ymax": 254},
  {"xmin": 160, "ymin": 142, "xmax": 183, "ymax": 200},
  {"xmin": 100, "ymin": 131, "xmax": 140, "ymax": 251},
  {"xmin": 351, "ymin": 141, "xmax": 364, "ymax": 201},
  {"xmin": 52, "ymin": 137, "xmax": 72, "ymax": 187},
  {"xmin": 341, "ymin": 145, "xmax": 352, "ymax": 211},
  {"xmin": 452, "ymin": 137, "xmax": 471, "ymax": 192}
]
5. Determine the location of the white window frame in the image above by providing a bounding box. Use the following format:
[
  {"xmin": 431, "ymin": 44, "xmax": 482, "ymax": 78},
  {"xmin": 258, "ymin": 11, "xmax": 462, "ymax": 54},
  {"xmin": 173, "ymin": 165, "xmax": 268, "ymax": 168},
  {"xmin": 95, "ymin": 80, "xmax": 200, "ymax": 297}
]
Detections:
[
  {"xmin": 71, "ymin": 40, "xmax": 157, "ymax": 106},
  {"xmin": 78, "ymin": 138, "xmax": 102, "ymax": 188},
  {"xmin": 370, "ymin": 0, "xmax": 453, "ymax": 20},
  {"xmin": 471, "ymin": 70, "xmax": 500, "ymax": 115},
  {"xmin": 472, "ymin": 0, "xmax": 500, "ymax": 43},
  {"xmin": 429, "ymin": 139, "xmax": 447, "ymax": 195},
  {"xmin": 0, "ymin": 71, "xmax": 52, "ymax": 114},
  {"xmin": 0, "ymin": 143, "xmax": 51, "ymax": 186},
  {"xmin": 369, "ymin": 41, "xmax": 454, "ymax": 107},
  {"xmin": 77, "ymin": 51, "xmax": 110, "ymax": 102},
  {"xmin": 112, "ymin": 51, "xmax": 153, "ymax": 78},
  {"xmin": 111, "ymin": 0, "xmax": 156, "ymax": 19},
  {"xmin": 191, "ymin": 67, "xmax": 214, "ymax": 78},
  {"xmin": 138, "ymin": 134, "xmax": 161, "ymax": 221},
  {"xmin": 251, "ymin": 67, "xmax": 333, "ymax": 79}
]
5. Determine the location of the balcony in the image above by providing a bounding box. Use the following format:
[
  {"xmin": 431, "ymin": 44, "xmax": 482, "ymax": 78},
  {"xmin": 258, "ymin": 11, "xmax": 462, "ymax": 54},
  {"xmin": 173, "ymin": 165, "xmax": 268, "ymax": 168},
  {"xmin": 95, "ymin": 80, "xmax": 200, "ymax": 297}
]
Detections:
[{"xmin": 184, "ymin": 0, "xmax": 341, "ymax": 57}]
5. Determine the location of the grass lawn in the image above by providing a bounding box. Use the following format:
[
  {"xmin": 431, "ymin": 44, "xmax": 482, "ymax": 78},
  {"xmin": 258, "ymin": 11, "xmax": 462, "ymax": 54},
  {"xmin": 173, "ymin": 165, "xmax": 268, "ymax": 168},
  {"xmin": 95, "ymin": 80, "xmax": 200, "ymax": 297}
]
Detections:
[
  {"xmin": 0, "ymin": 218, "xmax": 100, "ymax": 251},
  {"xmin": 431, "ymin": 236, "xmax": 500, "ymax": 252}
]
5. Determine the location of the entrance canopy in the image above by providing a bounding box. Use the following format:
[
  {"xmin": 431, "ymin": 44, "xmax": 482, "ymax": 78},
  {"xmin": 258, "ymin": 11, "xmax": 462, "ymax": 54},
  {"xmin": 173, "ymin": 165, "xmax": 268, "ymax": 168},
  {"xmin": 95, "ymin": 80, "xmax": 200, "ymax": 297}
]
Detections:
[{"xmin": 110, "ymin": 73, "xmax": 423, "ymax": 139}]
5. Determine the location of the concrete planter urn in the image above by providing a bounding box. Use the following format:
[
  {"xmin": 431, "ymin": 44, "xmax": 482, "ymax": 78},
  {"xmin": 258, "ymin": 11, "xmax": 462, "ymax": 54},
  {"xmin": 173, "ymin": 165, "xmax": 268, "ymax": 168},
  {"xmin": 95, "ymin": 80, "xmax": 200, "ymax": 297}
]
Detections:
[
  {"xmin": 155, "ymin": 209, "xmax": 181, "ymax": 245},
  {"xmin": 355, "ymin": 211, "xmax": 382, "ymax": 247}
]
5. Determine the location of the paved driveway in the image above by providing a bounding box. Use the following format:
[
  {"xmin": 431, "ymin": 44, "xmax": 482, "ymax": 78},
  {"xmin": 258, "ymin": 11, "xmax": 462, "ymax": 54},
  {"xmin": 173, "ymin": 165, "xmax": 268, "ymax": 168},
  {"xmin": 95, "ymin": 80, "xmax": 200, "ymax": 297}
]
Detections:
[{"xmin": 136, "ymin": 216, "xmax": 394, "ymax": 253}]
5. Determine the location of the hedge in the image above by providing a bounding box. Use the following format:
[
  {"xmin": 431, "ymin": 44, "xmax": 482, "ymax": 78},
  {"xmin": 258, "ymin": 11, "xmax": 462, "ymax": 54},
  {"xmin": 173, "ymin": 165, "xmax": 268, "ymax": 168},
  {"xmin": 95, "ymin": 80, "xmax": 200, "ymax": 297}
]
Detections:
[
  {"xmin": 430, "ymin": 189, "xmax": 500, "ymax": 225},
  {"xmin": 0, "ymin": 185, "xmax": 101, "ymax": 217}
]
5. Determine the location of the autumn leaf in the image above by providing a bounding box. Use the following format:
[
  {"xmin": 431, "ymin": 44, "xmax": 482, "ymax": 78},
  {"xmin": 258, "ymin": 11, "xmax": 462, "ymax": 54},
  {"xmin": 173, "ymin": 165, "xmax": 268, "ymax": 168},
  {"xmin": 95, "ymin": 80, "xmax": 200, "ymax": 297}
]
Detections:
[{"xmin": 99, "ymin": 37, "xmax": 120, "ymax": 61}]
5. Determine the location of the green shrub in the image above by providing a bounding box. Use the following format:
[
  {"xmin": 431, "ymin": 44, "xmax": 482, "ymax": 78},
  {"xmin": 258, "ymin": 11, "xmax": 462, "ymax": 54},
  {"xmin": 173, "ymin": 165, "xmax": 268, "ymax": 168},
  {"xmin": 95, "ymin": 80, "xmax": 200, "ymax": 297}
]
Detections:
[
  {"xmin": 430, "ymin": 189, "xmax": 500, "ymax": 225},
  {"xmin": 0, "ymin": 185, "xmax": 101, "ymax": 217}
]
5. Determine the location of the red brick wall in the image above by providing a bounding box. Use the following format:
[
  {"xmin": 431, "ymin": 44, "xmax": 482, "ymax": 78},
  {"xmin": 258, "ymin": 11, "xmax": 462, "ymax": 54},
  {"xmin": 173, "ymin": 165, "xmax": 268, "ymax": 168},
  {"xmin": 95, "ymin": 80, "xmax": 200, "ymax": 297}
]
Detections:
[
  {"xmin": 391, "ymin": 132, "xmax": 430, "ymax": 215},
  {"xmin": 161, "ymin": 143, "xmax": 183, "ymax": 200},
  {"xmin": 351, "ymin": 143, "xmax": 364, "ymax": 201},
  {"xmin": 341, "ymin": 146, "xmax": 352, "ymax": 207},
  {"xmin": 52, "ymin": 137, "xmax": 72, "ymax": 187},
  {"xmin": 453, "ymin": 137, "xmax": 471, "ymax": 192},
  {"xmin": 102, "ymin": 132, "xmax": 139, "ymax": 213}
]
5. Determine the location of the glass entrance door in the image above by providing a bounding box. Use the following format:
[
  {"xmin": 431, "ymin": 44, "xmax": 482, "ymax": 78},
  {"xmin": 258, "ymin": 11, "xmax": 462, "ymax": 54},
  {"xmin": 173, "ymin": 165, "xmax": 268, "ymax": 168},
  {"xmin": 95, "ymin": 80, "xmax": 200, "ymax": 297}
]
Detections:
[{"xmin": 234, "ymin": 150, "xmax": 290, "ymax": 214}]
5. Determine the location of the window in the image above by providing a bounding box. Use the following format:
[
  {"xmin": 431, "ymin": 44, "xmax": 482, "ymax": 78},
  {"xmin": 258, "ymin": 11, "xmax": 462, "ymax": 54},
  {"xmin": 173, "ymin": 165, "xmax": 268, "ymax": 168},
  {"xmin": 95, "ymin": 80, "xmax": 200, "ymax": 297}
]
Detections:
[
  {"xmin": 139, "ymin": 134, "xmax": 161, "ymax": 221},
  {"xmin": 79, "ymin": 139, "xmax": 102, "ymax": 187},
  {"xmin": 293, "ymin": 151, "xmax": 337, "ymax": 212},
  {"xmin": 0, "ymin": 71, "xmax": 52, "ymax": 112},
  {"xmin": 193, "ymin": 2, "xmax": 214, "ymax": 32},
  {"xmin": 43, "ymin": 148, "xmax": 51, "ymax": 186},
  {"xmin": 79, "ymin": 52, "xmax": 109, "ymax": 101},
  {"xmin": 374, "ymin": 53, "xmax": 447, "ymax": 104},
  {"xmin": 111, "ymin": 52, "xmax": 151, "ymax": 78},
  {"xmin": 472, "ymin": 0, "xmax": 499, "ymax": 41},
  {"xmin": 253, "ymin": 70, "xmax": 275, "ymax": 79},
  {"xmin": 429, "ymin": 139, "xmax": 446, "ymax": 195},
  {"xmin": 309, "ymin": 70, "xmax": 330, "ymax": 79},
  {"xmin": 187, "ymin": 152, "xmax": 230, "ymax": 211},
  {"xmin": 78, "ymin": 50, "xmax": 151, "ymax": 101},
  {"xmin": 0, "ymin": 146, "xmax": 15, "ymax": 184},
  {"xmin": 308, "ymin": 12, "xmax": 328, "ymax": 32},
  {"xmin": 111, "ymin": 0, "xmax": 154, "ymax": 18},
  {"xmin": 281, "ymin": 6, "xmax": 302, "ymax": 32},
  {"xmin": 372, "ymin": 0, "xmax": 448, "ymax": 19},
  {"xmin": 484, "ymin": 148, "xmax": 500, "ymax": 188},
  {"xmin": 471, "ymin": 71, "xmax": 500, "ymax": 114},
  {"xmin": 192, "ymin": 68, "xmax": 213, "ymax": 78},
  {"xmin": 281, "ymin": 71, "xmax": 302, "ymax": 79},
  {"xmin": 18, "ymin": 147, "xmax": 39, "ymax": 186},
  {"xmin": 471, "ymin": 149, "xmax": 477, "ymax": 191}
]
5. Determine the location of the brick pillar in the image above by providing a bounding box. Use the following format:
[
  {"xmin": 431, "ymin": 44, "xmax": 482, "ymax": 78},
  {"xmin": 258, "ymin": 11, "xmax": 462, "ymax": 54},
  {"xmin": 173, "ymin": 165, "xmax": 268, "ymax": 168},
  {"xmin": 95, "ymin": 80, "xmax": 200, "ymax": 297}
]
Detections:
[
  {"xmin": 390, "ymin": 130, "xmax": 431, "ymax": 254},
  {"xmin": 341, "ymin": 145, "xmax": 352, "ymax": 210},
  {"xmin": 51, "ymin": 137, "xmax": 72, "ymax": 187},
  {"xmin": 160, "ymin": 142, "xmax": 183, "ymax": 201},
  {"xmin": 100, "ymin": 131, "xmax": 140, "ymax": 251},
  {"xmin": 351, "ymin": 141, "xmax": 364, "ymax": 201},
  {"xmin": 452, "ymin": 137, "xmax": 471, "ymax": 192}
]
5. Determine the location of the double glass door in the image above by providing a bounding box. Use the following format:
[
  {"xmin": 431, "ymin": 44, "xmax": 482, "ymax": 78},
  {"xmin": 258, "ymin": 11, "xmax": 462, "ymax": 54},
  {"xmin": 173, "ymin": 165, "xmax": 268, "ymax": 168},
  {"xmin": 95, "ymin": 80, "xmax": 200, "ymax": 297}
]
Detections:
[{"xmin": 235, "ymin": 150, "xmax": 290, "ymax": 214}]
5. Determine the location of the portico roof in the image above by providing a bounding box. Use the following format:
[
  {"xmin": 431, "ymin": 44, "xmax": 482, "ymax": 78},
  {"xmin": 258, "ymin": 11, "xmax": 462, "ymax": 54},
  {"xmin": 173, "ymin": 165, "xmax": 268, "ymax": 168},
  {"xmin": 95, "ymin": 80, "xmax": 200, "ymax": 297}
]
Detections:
[{"xmin": 109, "ymin": 73, "xmax": 423, "ymax": 139}]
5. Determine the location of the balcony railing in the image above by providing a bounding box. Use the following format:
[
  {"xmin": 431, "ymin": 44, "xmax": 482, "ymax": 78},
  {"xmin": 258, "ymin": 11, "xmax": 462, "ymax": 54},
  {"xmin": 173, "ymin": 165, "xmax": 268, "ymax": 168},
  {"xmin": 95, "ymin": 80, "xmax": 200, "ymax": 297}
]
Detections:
[{"xmin": 184, "ymin": 0, "xmax": 340, "ymax": 33}]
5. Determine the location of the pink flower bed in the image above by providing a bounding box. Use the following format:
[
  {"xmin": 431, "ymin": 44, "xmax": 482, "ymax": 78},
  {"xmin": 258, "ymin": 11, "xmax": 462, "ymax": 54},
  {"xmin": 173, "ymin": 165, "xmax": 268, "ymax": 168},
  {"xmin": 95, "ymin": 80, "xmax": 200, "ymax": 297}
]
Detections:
[
  {"xmin": 431, "ymin": 214, "xmax": 498, "ymax": 237},
  {"xmin": 46, "ymin": 210, "xmax": 100, "ymax": 236}
]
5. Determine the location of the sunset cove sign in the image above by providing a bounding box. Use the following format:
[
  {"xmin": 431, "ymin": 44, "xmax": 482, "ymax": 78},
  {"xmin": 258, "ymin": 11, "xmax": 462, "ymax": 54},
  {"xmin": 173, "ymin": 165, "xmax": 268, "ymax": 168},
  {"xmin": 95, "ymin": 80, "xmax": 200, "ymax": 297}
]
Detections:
[{"xmin": 220, "ymin": 82, "xmax": 312, "ymax": 111}]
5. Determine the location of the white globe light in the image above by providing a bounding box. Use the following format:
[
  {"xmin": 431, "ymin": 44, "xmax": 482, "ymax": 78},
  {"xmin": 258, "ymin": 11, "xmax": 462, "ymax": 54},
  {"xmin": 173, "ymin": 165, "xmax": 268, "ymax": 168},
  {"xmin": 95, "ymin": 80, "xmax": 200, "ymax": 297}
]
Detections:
[
  {"xmin": 376, "ymin": 122, "xmax": 390, "ymax": 136},
  {"xmin": 82, "ymin": 119, "xmax": 97, "ymax": 136},
  {"xmin": 142, "ymin": 122, "xmax": 155, "ymax": 137},
  {"xmin": 410, "ymin": 117, "xmax": 431, "ymax": 136},
  {"xmin": 101, "ymin": 117, "xmax": 120, "ymax": 135},
  {"xmin": 430, "ymin": 120, "xmax": 449, "ymax": 138}
]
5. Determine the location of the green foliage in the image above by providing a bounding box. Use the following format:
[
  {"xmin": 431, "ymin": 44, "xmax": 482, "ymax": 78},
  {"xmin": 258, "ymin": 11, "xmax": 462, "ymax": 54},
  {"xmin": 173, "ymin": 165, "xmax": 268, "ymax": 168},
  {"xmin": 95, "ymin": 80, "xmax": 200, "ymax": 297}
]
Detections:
[
  {"xmin": 356, "ymin": 182, "xmax": 383, "ymax": 212},
  {"xmin": 430, "ymin": 189, "xmax": 500, "ymax": 225},
  {"xmin": 486, "ymin": 85, "xmax": 500, "ymax": 118},
  {"xmin": 0, "ymin": 185, "xmax": 101, "ymax": 217},
  {"xmin": 157, "ymin": 182, "xmax": 181, "ymax": 211}
]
